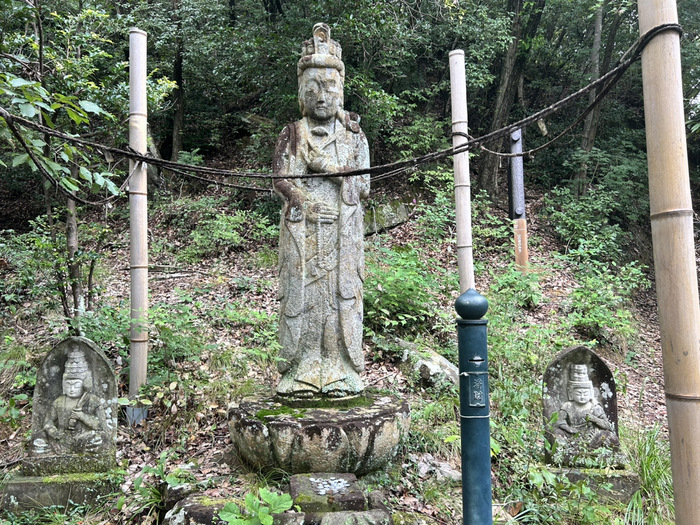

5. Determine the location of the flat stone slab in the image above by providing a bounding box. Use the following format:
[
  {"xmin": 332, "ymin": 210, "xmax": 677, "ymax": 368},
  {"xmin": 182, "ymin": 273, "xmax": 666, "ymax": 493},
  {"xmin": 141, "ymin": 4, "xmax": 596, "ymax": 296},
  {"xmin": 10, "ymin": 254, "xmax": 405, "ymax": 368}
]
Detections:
[
  {"xmin": 320, "ymin": 509, "xmax": 391, "ymax": 524},
  {"xmin": 228, "ymin": 394, "xmax": 410, "ymax": 475},
  {"xmin": 0, "ymin": 470, "xmax": 119, "ymax": 511},
  {"xmin": 557, "ymin": 467, "xmax": 640, "ymax": 504},
  {"xmin": 290, "ymin": 473, "xmax": 365, "ymax": 514}
]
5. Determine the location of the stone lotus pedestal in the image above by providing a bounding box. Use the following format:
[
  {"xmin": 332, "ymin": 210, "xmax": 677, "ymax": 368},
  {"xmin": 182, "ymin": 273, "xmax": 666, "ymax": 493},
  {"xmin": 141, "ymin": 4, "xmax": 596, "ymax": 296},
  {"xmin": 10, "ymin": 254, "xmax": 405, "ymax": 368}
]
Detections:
[
  {"xmin": 228, "ymin": 394, "xmax": 409, "ymax": 475},
  {"xmin": 1, "ymin": 337, "xmax": 120, "ymax": 511}
]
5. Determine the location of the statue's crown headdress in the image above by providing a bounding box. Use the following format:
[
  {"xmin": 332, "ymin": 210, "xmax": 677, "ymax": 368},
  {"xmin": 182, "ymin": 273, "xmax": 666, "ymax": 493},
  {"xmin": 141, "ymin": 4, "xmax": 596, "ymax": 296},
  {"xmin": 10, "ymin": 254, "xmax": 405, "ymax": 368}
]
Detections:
[
  {"xmin": 568, "ymin": 364, "xmax": 592, "ymax": 388},
  {"xmin": 63, "ymin": 346, "xmax": 93, "ymax": 389},
  {"xmin": 297, "ymin": 23, "xmax": 345, "ymax": 82}
]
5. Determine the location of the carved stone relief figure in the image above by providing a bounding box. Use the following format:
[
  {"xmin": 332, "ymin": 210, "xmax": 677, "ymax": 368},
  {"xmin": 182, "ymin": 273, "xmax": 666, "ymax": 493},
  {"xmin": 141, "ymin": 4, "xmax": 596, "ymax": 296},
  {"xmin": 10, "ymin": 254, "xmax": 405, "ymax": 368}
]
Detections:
[
  {"xmin": 273, "ymin": 23, "xmax": 370, "ymax": 399},
  {"xmin": 543, "ymin": 346, "xmax": 624, "ymax": 467},
  {"xmin": 33, "ymin": 345, "xmax": 110, "ymax": 454},
  {"xmin": 552, "ymin": 364, "xmax": 619, "ymax": 450},
  {"xmin": 25, "ymin": 337, "xmax": 117, "ymax": 474}
]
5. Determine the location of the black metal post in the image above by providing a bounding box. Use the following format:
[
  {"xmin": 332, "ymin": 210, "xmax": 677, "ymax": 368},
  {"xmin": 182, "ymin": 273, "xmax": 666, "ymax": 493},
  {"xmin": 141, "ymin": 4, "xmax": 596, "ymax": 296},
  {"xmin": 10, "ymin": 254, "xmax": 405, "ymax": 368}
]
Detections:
[
  {"xmin": 508, "ymin": 129, "xmax": 525, "ymax": 221},
  {"xmin": 455, "ymin": 288, "xmax": 492, "ymax": 525}
]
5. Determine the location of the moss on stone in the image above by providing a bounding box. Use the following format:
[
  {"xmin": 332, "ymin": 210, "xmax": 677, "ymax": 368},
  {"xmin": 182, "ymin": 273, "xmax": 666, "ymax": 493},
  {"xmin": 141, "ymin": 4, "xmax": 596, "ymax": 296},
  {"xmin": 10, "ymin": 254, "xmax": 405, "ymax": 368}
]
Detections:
[
  {"xmin": 293, "ymin": 494, "xmax": 313, "ymax": 504},
  {"xmin": 39, "ymin": 470, "xmax": 119, "ymax": 484},
  {"xmin": 255, "ymin": 405, "xmax": 307, "ymax": 420},
  {"xmin": 282, "ymin": 393, "xmax": 374, "ymax": 410}
]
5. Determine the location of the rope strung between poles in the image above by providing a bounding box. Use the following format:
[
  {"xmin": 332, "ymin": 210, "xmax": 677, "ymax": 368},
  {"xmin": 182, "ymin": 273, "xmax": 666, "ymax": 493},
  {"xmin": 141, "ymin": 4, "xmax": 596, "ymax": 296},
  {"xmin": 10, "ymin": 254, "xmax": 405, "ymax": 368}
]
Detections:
[{"xmin": 0, "ymin": 23, "xmax": 682, "ymax": 204}]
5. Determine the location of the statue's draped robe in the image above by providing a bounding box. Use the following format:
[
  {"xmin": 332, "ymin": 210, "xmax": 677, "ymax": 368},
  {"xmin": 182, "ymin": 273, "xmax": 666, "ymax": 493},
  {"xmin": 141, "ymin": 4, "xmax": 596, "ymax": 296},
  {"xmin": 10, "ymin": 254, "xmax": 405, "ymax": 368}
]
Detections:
[
  {"xmin": 41, "ymin": 392, "xmax": 108, "ymax": 453},
  {"xmin": 556, "ymin": 400, "xmax": 619, "ymax": 449},
  {"xmin": 274, "ymin": 113, "xmax": 370, "ymax": 396}
]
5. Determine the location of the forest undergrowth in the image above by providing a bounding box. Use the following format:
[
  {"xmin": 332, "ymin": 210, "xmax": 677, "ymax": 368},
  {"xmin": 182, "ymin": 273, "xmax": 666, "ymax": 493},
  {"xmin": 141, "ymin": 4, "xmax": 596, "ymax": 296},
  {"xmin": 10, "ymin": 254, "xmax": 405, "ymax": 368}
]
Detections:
[{"xmin": 0, "ymin": 175, "xmax": 676, "ymax": 524}]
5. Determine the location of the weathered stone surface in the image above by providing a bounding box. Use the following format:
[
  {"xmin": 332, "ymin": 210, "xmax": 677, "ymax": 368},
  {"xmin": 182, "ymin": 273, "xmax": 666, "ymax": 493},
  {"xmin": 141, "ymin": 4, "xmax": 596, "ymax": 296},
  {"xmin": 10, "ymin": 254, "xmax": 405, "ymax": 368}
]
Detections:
[
  {"xmin": 397, "ymin": 339, "xmax": 458, "ymax": 389},
  {"xmin": 408, "ymin": 453, "xmax": 461, "ymax": 482},
  {"xmin": 23, "ymin": 336, "xmax": 118, "ymax": 476},
  {"xmin": 367, "ymin": 491, "xmax": 390, "ymax": 513},
  {"xmin": 543, "ymin": 345, "xmax": 624, "ymax": 467},
  {"xmin": 273, "ymin": 23, "xmax": 370, "ymax": 399},
  {"xmin": 228, "ymin": 395, "xmax": 410, "ymax": 474},
  {"xmin": 290, "ymin": 473, "xmax": 365, "ymax": 514},
  {"xmin": 0, "ymin": 470, "xmax": 119, "ymax": 511},
  {"xmin": 320, "ymin": 510, "xmax": 392, "ymax": 525},
  {"xmin": 364, "ymin": 199, "xmax": 411, "ymax": 236}
]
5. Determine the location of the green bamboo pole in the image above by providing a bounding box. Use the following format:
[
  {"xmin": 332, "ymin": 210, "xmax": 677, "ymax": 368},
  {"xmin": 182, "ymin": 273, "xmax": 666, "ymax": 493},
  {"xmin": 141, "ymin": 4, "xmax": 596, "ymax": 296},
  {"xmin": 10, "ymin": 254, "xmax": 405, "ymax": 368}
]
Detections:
[{"xmin": 638, "ymin": 1, "xmax": 700, "ymax": 522}]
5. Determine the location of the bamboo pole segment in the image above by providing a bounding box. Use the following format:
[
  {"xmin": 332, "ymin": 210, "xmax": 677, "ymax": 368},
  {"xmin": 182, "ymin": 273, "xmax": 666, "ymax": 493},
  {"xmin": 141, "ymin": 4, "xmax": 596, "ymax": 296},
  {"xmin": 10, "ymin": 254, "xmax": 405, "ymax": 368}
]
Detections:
[
  {"xmin": 128, "ymin": 28, "xmax": 149, "ymax": 412},
  {"xmin": 449, "ymin": 50, "xmax": 475, "ymax": 293},
  {"xmin": 638, "ymin": 1, "xmax": 700, "ymax": 522}
]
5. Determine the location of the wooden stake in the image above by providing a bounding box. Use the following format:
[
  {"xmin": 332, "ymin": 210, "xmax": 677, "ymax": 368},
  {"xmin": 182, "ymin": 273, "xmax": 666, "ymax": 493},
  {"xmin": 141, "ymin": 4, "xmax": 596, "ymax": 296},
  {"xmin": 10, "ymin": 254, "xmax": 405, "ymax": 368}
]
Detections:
[
  {"xmin": 129, "ymin": 28, "xmax": 149, "ymax": 407},
  {"xmin": 638, "ymin": 2, "xmax": 700, "ymax": 522},
  {"xmin": 514, "ymin": 218, "xmax": 529, "ymax": 270},
  {"xmin": 449, "ymin": 50, "xmax": 475, "ymax": 293}
]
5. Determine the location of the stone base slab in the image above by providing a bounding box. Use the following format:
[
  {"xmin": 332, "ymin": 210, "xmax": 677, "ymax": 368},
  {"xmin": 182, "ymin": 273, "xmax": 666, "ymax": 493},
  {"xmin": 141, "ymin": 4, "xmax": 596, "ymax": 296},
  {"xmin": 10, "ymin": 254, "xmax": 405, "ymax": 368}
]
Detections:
[
  {"xmin": 21, "ymin": 453, "xmax": 117, "ymax": 476},
  {"xmin": 556, "ymin": 466, "xmax": 640, "ymax": 504},
  {"xmin": 0, "ymin": 470, "xmax": 119, "ymax": 511},
  {"xmin": 290, "ymin": 473, "xmax": 365, "ymax": 516},
  {"xmin": 228, "ymin": 394, "xmax": 410, "ymax": 475}
]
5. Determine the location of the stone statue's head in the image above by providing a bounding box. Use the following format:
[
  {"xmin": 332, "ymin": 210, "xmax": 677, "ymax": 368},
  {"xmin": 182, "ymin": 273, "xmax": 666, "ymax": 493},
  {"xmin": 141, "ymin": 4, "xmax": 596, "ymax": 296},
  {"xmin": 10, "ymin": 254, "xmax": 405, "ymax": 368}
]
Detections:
[
  {"xmin": 62, "ymin": 345, "xmax": 92, "ymax": 397},
  {"xmin": 297, "ymin": 23, "xmax": 345, "ymax": 121},
  {"xmin": 567, "ymin": 364, "xmax": 593, "ymax": 404}
]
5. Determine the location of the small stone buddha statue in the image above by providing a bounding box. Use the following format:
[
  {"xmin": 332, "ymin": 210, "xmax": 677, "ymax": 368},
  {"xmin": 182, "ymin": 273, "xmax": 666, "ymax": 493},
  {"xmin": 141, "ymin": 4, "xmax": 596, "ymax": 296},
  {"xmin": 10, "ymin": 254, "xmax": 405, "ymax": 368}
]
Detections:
[
  {"xmin": 32, "ymin": 346, "xmax": 109, "ymax": 455},
  {"xmin": 552, "ymin": 364, "xmax": 619, "ymax": 450}
]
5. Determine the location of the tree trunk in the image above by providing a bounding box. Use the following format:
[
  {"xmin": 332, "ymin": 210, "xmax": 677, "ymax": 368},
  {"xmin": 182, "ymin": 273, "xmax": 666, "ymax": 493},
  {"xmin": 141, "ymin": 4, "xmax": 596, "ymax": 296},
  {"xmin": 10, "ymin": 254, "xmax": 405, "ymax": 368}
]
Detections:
[
  {"xmin": 171, "ymin": 0, "xmax": 184, "ymax": 162},
  {"xmin": 66, "ymin": 182, "xmax": 85, "ymax": 333},
  {"xmin": 478, "ymin": 0, "xmax": 546, "ymax": 200},
  {"xmin": 575, "ymin": 1, "xmax": 623, "ymax": 193}
]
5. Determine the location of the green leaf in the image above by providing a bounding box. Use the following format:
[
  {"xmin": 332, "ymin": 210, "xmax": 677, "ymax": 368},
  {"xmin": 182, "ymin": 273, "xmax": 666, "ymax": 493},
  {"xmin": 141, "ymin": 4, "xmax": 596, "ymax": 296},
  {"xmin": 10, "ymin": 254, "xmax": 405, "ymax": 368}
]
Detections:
[
  {"xmin": 18, "ymin": 103, "xmax": 36, "ymax": 118},
  {"xmin": 244, "ymin": 492, "xmax": 260, "ymax": 512},
  {"xmin": 117, "ymin": 397, "xmax": 131, "ymax": 406},
  {"xmin": 259, "ymin": 488, "xmax": 276, "ymax": 505},
  {"xmin": 9, "ymin": 78, "xmax": 35, "ymax": 88},
  {"xmin": 65, "ymin": 107, "xmax": 87, "ymax": 125},
  {"xmin": 61, "ymin": 178, "xmax": 80, "ymax": 192},
  {"xmin": 79, "ymin": 166, "xmax": 93, "ymax": 183},
  {"xmin": 11, "ymin": 153, "xmax": 29, "ymax": 167},
  {"xmin": 259, "ymin": 509, "xmax": 273, "ymax": 525},
  {"xmin": 268, "ymin": 493, "xmax": 293, "ymax": 514},
  {"xmin": 165, "ymin": 474, "xmax": 183, "ymax": 487},
  {"xmin": 78, "ymin": 99, "xmax": 104, "ymax": 115},
  {"xmin": 218, "ymin": 502, "xmax": 241, "ymax": 521}
]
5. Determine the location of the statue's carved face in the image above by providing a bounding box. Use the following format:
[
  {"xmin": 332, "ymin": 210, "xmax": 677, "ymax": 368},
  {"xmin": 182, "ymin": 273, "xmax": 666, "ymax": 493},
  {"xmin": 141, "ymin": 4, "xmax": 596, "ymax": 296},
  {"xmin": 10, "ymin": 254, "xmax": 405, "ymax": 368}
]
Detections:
[
  {"xmin": 63, "ymin": 378, "xmax": 84, "ymax": 399},
  {"xmin": 299, "ymin": 68, "xmax": 342, "ymax": 122},
  {"xmin": 569, "ymin": 386, "xmax": 592, "ymax": 405}
]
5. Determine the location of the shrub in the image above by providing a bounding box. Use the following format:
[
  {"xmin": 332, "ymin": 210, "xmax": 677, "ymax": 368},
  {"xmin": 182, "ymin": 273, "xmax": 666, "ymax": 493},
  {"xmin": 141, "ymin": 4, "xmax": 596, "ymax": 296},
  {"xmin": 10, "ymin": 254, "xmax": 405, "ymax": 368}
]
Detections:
[{"xmin": 364, "ymin": 245, "xmax": 439, "ymax": 336}]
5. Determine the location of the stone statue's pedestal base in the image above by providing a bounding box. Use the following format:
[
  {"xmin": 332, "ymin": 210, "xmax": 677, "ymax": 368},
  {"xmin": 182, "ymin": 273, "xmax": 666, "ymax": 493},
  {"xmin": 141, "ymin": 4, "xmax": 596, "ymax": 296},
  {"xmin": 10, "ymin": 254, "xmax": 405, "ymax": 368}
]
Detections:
[
  {"xmin": 547, "ymin": 466, "xmax": 640, "ymax": 504},
  {"xmin": 0, "ymin": 470, "xmax": 119, "ymax": 511},
  {"xmin": 21, "ymin": 453, "xmax": 117, "ymax": 476},
  {"xmin": 228, "ymin": 394, "xmax": 410, "ymax": 475}
]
